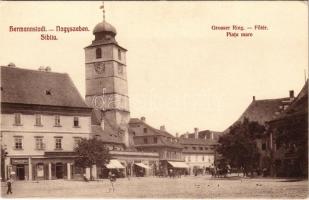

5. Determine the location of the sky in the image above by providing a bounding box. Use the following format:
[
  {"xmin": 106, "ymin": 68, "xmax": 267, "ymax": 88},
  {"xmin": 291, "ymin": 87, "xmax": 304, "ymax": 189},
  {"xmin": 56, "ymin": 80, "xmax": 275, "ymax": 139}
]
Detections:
[{"xmin": 0, "ymin": 1, "xmax": 308, "ymax": 135}]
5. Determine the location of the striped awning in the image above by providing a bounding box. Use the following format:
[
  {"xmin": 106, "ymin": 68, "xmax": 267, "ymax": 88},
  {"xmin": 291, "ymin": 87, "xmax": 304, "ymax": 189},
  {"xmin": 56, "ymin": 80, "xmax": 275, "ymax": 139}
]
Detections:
[
  {"xmin": 105, "ymin": 159, "xmax": 125, "ymax": 169},
  {"xmin": 168, "ymin": 161, "xmax": 189, "ymax": 168}
]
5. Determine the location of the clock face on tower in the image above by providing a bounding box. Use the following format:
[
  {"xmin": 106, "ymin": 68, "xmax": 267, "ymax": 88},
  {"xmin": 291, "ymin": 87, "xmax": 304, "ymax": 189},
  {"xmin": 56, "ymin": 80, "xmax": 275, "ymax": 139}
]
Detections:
[{"xmin": 94, "ymin": 62, "xmax": 105, "ymax": 74}]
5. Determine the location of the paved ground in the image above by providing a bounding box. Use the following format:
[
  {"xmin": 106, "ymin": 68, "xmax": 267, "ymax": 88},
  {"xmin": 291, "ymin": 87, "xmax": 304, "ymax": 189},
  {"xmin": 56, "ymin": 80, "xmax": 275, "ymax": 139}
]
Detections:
[{"xmin": 1, "ymin": 176, "xmax": 308, "ymax": 198}]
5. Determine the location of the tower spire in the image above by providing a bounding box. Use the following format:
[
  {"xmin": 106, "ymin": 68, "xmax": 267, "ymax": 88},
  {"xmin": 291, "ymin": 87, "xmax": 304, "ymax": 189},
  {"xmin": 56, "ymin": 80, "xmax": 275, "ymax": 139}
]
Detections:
[{"xmin": 100, "ymin": 1, "xmax": 105, "ymax": 21}]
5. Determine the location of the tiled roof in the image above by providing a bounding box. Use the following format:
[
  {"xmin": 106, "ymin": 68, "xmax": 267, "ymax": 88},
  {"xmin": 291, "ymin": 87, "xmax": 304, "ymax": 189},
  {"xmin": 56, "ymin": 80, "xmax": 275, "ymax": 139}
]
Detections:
[
  {"xmin": 90, "ymin": 109, "xmax": 125, "ymax": 144},
  {"xmin": 224, "ymin": 96, "xmax": 291, "ymax": 134},
  {"xmin": 91, "ymin": 125, "xmax": 123, "ymax": 144},
  {"xmin": 237, "ymin": 98, "xmax": 290, "ymax": 124},
  {"xmin": 129, "ymin": 117, "xmax": 182, "ymax": 148},
  {"xmin": 272, "ymin": 81, "xmax": 308, "ymax": 120},
  {"xmin": 129, "ymin": 118, "xmax": 175, "ymax": 138},
  {"xmin": 0, "ymin": 66, "xmax": 88, "ymax": 108}
]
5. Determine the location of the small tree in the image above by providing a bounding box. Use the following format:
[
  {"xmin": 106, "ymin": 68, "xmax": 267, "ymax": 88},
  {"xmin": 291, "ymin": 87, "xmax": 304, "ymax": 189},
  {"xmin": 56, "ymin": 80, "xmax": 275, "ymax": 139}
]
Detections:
[{"xmin": 74, "ymin": 138, "xmax": 111, "ymax": 180}]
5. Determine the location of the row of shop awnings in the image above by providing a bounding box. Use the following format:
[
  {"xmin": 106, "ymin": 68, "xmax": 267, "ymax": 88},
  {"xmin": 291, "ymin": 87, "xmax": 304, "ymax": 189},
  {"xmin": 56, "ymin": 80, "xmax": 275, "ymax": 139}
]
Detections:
[
  {"xmin": 105, "ymin": 159, "xmax": 150, "ymax": 169},
  {"xmin": 168, "ymin": 161, "xmax": 189, "ymax": 168},
  {"xmin": 105, "ymin": 160, "xmax": 189, "ymax": 169}
]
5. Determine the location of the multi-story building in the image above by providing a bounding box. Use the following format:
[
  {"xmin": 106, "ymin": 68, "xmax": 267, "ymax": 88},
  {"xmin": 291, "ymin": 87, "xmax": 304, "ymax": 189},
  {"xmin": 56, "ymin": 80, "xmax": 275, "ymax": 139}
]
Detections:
[
  {"xmin": 267, "ymin": 81, "xmax": 308, "ymax": 177},
  {"xmin": 129, "ymin": 117, "xmax": 187, "ymax": 176},
  {"xmin": 179, "ymin": 128, "xmax": 217, "ymax": 175},
  {"xmin": 0, "ymin": 65, "xmax": 92, "ymax": 181},
  {"xmin": 224, "ymin": 91, "xmax": 295, "ymax": 171}
]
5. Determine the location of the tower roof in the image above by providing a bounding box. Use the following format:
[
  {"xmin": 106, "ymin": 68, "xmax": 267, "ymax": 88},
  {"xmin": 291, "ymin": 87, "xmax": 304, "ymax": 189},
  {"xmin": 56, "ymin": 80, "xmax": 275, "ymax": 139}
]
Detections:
[{"xmin": 93, "ymin": 20, "xmax": 117, "ymax": 36}]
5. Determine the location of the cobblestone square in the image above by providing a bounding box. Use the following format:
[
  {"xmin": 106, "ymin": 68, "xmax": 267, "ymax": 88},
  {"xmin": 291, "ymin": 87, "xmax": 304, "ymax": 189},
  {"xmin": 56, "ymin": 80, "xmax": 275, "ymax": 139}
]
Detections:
[{"xmin": 1, "ymin": 176, "xmax": 308, "ymax": 198}]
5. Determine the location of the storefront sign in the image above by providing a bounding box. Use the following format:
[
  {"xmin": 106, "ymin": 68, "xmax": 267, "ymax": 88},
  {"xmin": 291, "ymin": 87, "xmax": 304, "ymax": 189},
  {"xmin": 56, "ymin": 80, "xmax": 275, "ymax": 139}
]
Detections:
[{"xmin": 11, "ymin": 159, "xmax": 28, "ymax": 165}]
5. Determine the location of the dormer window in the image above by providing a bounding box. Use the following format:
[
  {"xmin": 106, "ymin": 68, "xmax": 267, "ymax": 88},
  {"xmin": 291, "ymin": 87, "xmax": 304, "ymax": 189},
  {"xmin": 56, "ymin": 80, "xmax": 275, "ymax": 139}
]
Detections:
[{"xmin": 96, "ymin": 48, "xmax": 102, "ymax": 59}]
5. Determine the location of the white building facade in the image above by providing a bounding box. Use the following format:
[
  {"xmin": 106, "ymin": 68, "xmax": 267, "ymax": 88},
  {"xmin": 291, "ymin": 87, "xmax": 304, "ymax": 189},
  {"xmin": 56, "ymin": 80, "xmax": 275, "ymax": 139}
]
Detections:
[{"xmin": 1, "ymin": 65, "xmax": 92, "ymax": 180}]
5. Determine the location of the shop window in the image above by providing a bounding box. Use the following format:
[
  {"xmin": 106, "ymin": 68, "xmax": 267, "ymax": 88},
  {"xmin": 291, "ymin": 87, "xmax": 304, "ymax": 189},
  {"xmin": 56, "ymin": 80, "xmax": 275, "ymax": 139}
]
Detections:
[
  {"xmin": 14, "ymin": 136, "xmax": 23, "ymax": 150},
  {"xmin": 14, "ymin": 113, "xmax": 22, "ymax": 125},
  {"xmin": 54, "ymin": 115, "xmax": 61, "ymax": 127},
  {"xmin": 35, "ymin": 137, "xmax": 44, "ymax": 150},
  {"xmin": 73, "ymin": 116, "xmax": 79, "ymax": 127},
  {"xmin": 96, "ymin": 48, "xmax": 102, "ymax": 59},
  {"xmin": 154, "ymin": 137, "xmax": 158, "ymax": 143},
  {"xmin": 199, "ymin": 147, "xmax": 203, "ymax": 150},
  {"xmin": 55, "ymin": 137, "xmax": 62, "ymax": 150},
  {"xmin": 35, "ymin": 114, "xmax": 42, "ymax": 126}
]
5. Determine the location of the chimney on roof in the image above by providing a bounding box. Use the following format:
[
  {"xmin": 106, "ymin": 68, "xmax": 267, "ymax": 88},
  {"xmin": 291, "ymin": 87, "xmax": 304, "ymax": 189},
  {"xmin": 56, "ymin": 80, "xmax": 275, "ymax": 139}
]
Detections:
[
  {"xmin": 253, "ymin": 96, "xmax": 256, "ymax": 101},
  {"xmin": 211, "ymin": 132, "xmax": 214, "ymax": 140},
  {"xmin": 8, "ymin": 62, "xmax": 16, "ymax": 67},
  {"xmin": 141, "ymin": 116, "xmax": 146, "ymax": 122},
  {"xmin": 289, "ymin": 90, "xmax": 294, "ymax": 100},
  {"xmin": 194, "ymin": 128, "xmax": 199, "ymax": 139},
  {"xmin": 45, "ymin": 66, "xmax": 51, "ymax": 72},
  {"xmin": 160, "ymin": 125, "xmax": 165, "ymax": 131},
  {"xmin": 175, "ymin": 133, "xmax": 179, "ymax": 138}
]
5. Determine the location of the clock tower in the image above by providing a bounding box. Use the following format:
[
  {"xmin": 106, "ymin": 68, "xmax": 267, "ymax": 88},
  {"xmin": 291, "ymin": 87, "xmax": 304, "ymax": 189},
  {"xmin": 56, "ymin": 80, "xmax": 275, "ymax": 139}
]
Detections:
[{"xmin": 85, "ymin": 4, "xmax": 130, "ymax": 147}]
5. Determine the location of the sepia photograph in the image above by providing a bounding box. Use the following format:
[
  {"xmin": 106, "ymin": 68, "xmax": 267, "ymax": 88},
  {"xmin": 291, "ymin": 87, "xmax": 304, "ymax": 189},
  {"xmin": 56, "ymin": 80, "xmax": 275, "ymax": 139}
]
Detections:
[{"xmin": 0, "ymin": 1, "xmax": 308, "ymax": 198}]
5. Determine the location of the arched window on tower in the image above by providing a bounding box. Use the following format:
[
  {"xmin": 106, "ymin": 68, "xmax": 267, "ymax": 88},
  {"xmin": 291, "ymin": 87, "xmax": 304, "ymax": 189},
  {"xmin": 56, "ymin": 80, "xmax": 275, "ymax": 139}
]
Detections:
[{"xmin": 96, "ymin": 48, "xmax": 102, "ymax": 59}]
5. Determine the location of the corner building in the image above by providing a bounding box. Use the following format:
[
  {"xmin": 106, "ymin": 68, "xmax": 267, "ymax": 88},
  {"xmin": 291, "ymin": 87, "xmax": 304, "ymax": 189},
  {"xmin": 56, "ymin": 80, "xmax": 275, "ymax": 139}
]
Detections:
[{"xmin": 0, "ymin": 66, "xmax": 92, "ymax": 181}]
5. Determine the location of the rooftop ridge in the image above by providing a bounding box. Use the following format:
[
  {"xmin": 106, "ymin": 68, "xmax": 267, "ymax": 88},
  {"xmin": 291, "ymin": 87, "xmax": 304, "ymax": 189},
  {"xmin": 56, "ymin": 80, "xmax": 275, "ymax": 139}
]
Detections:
[{"xmin": 0, "ymin": 65, "xmax": 68, "ymax": 75}]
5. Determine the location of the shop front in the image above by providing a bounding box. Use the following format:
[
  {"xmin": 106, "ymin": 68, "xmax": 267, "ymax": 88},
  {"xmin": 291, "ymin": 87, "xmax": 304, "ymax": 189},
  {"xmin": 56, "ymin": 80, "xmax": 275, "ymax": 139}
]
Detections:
[
  {"xmin": 98, "ymin": 159, "xmax": 125, "ymax": 179},
  {"xmin": 10, "ymin": 158, "xmax": 29, "ymax": 180},
  {"xmin": 167, "ymin": 161, "xmax": 189, "ymax": 176}
]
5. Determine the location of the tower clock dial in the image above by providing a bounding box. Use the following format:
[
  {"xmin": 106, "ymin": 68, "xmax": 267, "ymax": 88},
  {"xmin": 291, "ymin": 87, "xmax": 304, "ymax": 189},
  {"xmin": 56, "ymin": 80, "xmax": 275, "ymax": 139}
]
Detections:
[{"xmin": 94, "ymin": 62, "xmax": 105, "ymax": 74}]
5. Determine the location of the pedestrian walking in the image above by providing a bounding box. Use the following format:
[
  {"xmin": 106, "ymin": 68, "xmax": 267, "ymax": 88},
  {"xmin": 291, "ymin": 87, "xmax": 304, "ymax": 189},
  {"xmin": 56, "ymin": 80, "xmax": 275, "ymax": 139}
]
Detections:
[
  {"xmin": 108, "ymin": 171, "xmax": 116, "ymax": 192},
  {"xmin": 6, "ymin": 176, "xmax": 13, "ymax": 195}
]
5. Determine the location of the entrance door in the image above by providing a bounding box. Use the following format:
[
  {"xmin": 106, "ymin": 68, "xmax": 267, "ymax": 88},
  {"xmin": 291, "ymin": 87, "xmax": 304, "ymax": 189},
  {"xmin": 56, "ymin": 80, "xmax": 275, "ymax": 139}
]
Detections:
[
  {"xmin": 55, "ymin": 163, "xmax": 64, "ymax": 179},
  {"xmin": 16, "ymin": 165, "xmax": 25, "ymax": 180}
]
